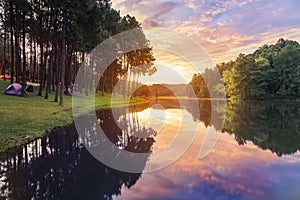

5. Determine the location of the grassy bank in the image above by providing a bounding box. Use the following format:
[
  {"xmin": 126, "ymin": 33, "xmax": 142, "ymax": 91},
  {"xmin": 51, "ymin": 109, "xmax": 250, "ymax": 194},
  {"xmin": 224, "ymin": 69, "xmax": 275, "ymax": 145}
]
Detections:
[{"xmin": 0, "ymin": 80, "xmax": 147, "ymax": 152}]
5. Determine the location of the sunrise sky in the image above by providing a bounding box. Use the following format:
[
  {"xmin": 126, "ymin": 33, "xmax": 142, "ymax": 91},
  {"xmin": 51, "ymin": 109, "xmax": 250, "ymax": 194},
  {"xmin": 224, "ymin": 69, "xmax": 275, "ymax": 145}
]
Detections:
[{"xmin": 111, "ymin": 0, "xmax": 300, "ymax": 84}]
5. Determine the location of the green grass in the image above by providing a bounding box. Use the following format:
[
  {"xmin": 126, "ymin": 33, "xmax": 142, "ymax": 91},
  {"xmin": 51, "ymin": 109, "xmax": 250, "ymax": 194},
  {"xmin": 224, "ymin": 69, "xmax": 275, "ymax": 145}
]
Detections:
[{"xmin": 0, "ymin": 80, "xmax": 147, "ymax": 152}]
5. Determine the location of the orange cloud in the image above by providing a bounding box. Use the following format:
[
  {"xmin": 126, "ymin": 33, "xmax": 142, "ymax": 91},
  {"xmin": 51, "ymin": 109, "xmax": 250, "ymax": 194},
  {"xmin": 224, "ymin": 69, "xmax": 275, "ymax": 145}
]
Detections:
[
  {"xmin": 113, "ymin": 127, "xmax": 287, "ymax": 199},
  {"xmin": 111, "ymin": 0, "xmax": 300, "ymax": 82}
]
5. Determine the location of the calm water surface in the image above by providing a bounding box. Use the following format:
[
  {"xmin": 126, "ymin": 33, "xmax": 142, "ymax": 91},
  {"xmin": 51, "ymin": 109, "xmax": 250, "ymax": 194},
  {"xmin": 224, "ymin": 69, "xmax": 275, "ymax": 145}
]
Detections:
[{"xmin": 1, "ymin": 99, "xmax": 300, "ymax": 199}]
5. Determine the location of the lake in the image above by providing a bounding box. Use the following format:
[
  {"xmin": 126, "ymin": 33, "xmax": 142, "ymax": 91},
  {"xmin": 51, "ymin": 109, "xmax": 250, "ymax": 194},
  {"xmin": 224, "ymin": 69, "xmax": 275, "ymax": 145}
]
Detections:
[{"xmin": 1, "ymin": 99, "xmax": 300, "ymax": 199}]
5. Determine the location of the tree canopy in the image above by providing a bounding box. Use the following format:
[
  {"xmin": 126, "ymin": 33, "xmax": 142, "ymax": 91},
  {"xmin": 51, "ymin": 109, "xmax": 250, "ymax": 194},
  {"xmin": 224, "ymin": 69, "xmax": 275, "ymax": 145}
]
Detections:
[
  {"xmin": 0, "ymin": 0, "xmax": 156, "ymax": 104},
  {"xmin": 189, "ymin": 38, "xmax": 300, "ymax": 99},
  {"xmin": 221, "ymin": 38, "xmax": 300, "ymax": 99}
]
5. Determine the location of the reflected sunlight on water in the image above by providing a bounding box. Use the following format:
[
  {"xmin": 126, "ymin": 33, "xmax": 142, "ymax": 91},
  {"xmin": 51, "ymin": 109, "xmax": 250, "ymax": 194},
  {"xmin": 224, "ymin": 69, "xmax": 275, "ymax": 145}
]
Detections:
[
  {"xmin": 2, "ymin": 100, "xmax": 300, "ymax": 199},
  {"xmin": 114, "ymin": 101, "xmax": 300, "ymax": 200},
  {"xmin": 136, "ymin": 108, "xmax": 185, "ymax": 152}
]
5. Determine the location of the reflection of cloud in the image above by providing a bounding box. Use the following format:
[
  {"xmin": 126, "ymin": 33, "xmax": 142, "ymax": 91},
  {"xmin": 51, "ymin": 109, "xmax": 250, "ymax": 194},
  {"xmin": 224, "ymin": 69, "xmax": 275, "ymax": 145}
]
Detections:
[
  {"xmin": 115, "ymin": 129, "xmax": 286, "ymax": 199},
  {"xmin": 112, "ymin": 0, "xmax": 300, "ymax": 83},
  {"xmin": 168, "ymin": 133, "xmax": 275, "ymax": 198},
  {"xmin": 112, "ymin": 107, "xmax": 300, "ymax": 199}
]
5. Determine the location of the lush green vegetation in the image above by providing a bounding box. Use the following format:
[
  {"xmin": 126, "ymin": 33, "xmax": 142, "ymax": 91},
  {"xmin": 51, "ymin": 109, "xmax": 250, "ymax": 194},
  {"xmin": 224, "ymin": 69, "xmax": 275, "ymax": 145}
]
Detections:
[
  {"xmin": 0, "ymin": 0, "xmax": 155, "ymax": 152},
  {"xmin": 0, "ymin": 80, "xmax": 147, "ymax": 152},
  {"xmin": 190, "ymin": 38, "xmax": 300, "ymax": 99},
  {"xmin": 0, "ymin": 0, "xmax": 155, "ymax": 105},
  {"xmin": 189, "ymin": 68, "xmax": 225, "ymax": 98}
]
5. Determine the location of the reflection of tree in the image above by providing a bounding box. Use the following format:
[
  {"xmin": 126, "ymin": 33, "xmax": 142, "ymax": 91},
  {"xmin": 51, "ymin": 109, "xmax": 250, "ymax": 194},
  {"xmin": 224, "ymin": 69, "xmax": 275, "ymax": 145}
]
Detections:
[
  {"xmin": 186, "ymin": 100, "xmax": 212, "ymax": 126},
  {"xmin": 148, "ymin": 98, "xmax": 225, "ymax": 130},
  {"xmin": 0, "ymin": 105, "xmax": 155, "ymax": 199},
  {"xmin": 175, "ymin": 98, "xmax": 300, "ymax": 157},
  {"xmin": 223, "ymin": 100, "xmax": 300, "ymax": 156},
  {"xmin": 184, "ymin": 99, "xmax": 226, "ymax": 130},
  {"xmin": 97, "ymin": 105, "xmax": 156, "ymax": 153}
]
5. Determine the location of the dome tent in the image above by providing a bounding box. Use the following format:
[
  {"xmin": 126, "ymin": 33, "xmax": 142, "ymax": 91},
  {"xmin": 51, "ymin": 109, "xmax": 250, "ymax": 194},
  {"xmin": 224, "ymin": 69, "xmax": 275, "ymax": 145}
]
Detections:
[
  {"xmin": 4, "ymin": 83, "xmax": 25, "ymax": 96},
  {"xmin": 26, "ymin": 85, "xmax": 34, "ymax": 92}
]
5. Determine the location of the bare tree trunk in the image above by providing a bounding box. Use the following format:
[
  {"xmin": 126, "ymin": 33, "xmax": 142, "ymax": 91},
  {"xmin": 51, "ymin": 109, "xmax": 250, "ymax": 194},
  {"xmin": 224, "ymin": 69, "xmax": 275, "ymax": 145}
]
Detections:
[
  {"xmin": 15, "ymin": 11, "xmax": 20, "ymax": 83},
  {"xmin": 73, "ymin": 52, "xmax": 78, "ymax": 83},
  {"xmin": 54, "ymin": 61, "xmax": 59, "ymax": 101},
  {"xmin": 38, "ymin": 41, "xmax": 44, "ymax": 96},
  {"xmin": 9, "ymin": 0, "xmax": 14, "ymax": 84},
  {"xmin": 45, "ymin": 47, "xmax": 52, "ymax": 99},
  {"xmin": 32, "ymin": 40, "xmax": 37, "ymax": 83},
  {"xmin": 79, "ymin": 51, "xmax": 85, "ymax": 93},
  {"xmin": 37, "ymin": 0, "xmax": 44, "ymax": 95},
  {"xmin": 52, "ymin": 9, "xmax": 59, "ymax": 94},
  {"xmin": 42, "ymin": 47, "xmax": 48, "ymax": 88},
  {"xmin": 29, "ymin": 39, "xmax": 33, "ymax": 81},
  {"xmin": 21, "ymin": 11, "xmax": 26, "ymax": 97},
  {"xmin": 59, "ymin": 0, "xmax": 66, "ymax": 106},
  {"xmin": 45, "ymin": 0, "xmax": 54, "ymax": 100},
  {"xmin": 52, "ymin": 46, "xmax": 57, "ymax": 92},
  {"xmin": 3, "ymin": 22, "xmax": 7, "ymax": 81},
  {"xmin": 65, "ymin": 46, "xmax": 73, "ymax": 89},
  {"xmin": 54, "ymin": 44, "xmax": 60, "ymax": 102}
]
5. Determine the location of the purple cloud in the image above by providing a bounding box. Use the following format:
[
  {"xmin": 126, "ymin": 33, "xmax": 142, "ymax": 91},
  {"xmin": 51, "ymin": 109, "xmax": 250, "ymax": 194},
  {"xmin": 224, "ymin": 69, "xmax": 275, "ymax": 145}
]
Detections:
[{"xmin": 112, "ymin": 0, "xmax": 300, "ymax": 65}]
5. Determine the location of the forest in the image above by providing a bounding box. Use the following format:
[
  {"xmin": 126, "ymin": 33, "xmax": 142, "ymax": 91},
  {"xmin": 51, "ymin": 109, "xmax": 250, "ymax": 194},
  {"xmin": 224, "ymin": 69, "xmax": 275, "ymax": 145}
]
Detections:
[
  {"xmin": 0, "ymin": 0, "xmax": 156, "ymax": 105},
  {"xmin": 190, "ymin": 38, "xmax": 300, "ymax": 99}
]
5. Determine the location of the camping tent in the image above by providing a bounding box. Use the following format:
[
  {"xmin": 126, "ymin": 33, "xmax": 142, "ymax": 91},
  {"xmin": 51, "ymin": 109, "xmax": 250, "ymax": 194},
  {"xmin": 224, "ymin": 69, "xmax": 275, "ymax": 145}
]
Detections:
[
  {"xmin": 26, "ymin": 85, "xmax": 34, "ymax": 92},
  {"xmin": 64, "ymin": 88, "xmax": 73, "ymax": 96},
  {"xmin": 4, "ymin": 83, "xmax": 24, "ymax": 96}
]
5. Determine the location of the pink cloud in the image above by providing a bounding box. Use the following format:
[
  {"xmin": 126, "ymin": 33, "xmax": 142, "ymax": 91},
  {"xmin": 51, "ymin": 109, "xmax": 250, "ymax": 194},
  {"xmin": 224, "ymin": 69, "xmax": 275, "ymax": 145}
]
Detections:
[
  {"xmin": 113, "ymin": 130, "xmax": 285, "ymax": 199},
  {"xmin": 111, "ymin": 0, "xmax": 300, "ymax": 83}
]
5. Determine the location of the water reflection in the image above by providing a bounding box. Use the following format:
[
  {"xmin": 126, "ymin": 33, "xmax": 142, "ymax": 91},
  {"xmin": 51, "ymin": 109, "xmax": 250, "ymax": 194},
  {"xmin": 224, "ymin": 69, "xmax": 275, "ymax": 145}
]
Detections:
[
  {"xmin": 0, "ymin": 105, "xmax": 155, "ymax": 199},
  {"xmin": 150, "ymin": 98, "xmax": 225, "ymax": 129},
  {"xmin": 114, "ymin": 100, "xmax": 300, "ymax": 200},
  {"xmin": 1, "ymin": 100, "xmax": 300, "ymax": 199},
  {"xmin": 222, "ymin": 100, "xmax": 300, "ymax": 156},
  {"xmin": 178, "ymin": 99, "xmax": 300, "ymax": 157}
]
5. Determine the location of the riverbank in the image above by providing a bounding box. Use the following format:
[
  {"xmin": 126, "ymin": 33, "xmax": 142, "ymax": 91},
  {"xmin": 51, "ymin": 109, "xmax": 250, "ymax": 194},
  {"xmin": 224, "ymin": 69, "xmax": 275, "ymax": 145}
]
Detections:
[{"xmin": 0, "ymin": 80, "xmax": 147, "ymax": 152}]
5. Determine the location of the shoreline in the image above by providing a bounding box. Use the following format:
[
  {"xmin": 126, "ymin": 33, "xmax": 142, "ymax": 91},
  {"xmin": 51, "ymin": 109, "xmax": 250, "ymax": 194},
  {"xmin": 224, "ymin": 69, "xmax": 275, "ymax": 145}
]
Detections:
[
  {"xmin": 2, "ymin": 78, "xmax": 299, "ymax": 153},
  {"xmin": 1, "ymin": 99, "xmax": 149, "ymax": 153},
  {"xmin": 0, "ymin": 80, "xmax": 148, "ymax": 152}
]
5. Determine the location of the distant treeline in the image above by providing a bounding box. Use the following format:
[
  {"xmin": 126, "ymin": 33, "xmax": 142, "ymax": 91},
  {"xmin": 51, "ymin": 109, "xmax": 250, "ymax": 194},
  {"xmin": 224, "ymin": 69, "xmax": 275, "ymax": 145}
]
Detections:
[
  {"xmin": 190, "ymin": 38, "xmax": 300, "ymax": 99},
  {"xmin": 133, "ymin": 84, "xmax": 194, "ymax": 97},
  {"xmin": 0, "ymin": 0, "xmax": 155, "ymax": 104}
]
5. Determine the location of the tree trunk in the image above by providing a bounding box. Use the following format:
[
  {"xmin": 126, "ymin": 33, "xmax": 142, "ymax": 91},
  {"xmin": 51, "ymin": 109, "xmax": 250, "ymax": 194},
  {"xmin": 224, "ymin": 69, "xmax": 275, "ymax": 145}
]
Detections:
[
  {"xmin": 52, "ymin": 45, "xmax": 57, "ymax": 92},
  {"xmin": 29, "ymin": 39, "xmax": 33, "ymax": 81},
  {"xmin": 45, "ymin": 0, "xmax": 54, "ymax": 100},
  {"xmin": 21, "ymin": 11, "xmax": 26, "ymax": 97},
  {"xmin": 79, "ymin": 51, "xmax": 85, "ymax": 93},
  {"xmin": 52, "ymin": 9, "xmax": 59, "ymax": 93},
  {"xmin": 9, "ymin": 0, "xmax": 14, "ymax": 84},
  {"xmin": 59, "ymin": 0, "xmax": 66, "ymax": 106},
  {"xmin": 42, "ymin": 48, "xmax": 48, "ymax": 88},
  {"xmin": 38, "ymin": 42, "xmax": 44, "ymax": 96},
  {"xmin": 3, "ymin": 23, "xmax": 7, "ymax": 81},
  {"xmin": 65, "ymin": 47, "xmax": 73, "ymax": 89},
  {"xmin": 45, "ymin": 48, "xmax": 52, "ymax": 99},
  {"xmin": 54, "ymin": 45, "xmax": 59, "ymax": 102},
  {"xmin": 14, "ymin": 9, "xmax": 20, "ymax": 83},
  {"xmin": 32, "ymin": 40, "xmax": 37, "ymax": 83}
]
